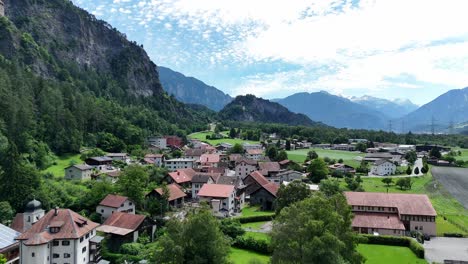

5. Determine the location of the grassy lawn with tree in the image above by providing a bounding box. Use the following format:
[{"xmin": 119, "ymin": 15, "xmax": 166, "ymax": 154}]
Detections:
[
  {"xmin": 229, "ymin": 248, "xmax": 270, "ymax": 264},
  {"xmin": 43, "ymin": 153, "xmax": 82, "ymax": 177},
  {"xmin": 239, "ymin": 205, "xmax": 274, "ymax": 217},
  {"xmin": 286, "ymin": 148, "xmax": 365, "ymax": 166},
  {"xmin": 241, "ymin": 221, "xmax": 269, "ymax": 231},
  {"xmin": 242, "ymin": 231, "xmax": 271, "ymax": 241},
  {"xmin": 357, "ymin": 244, "xmax": 427, "ymax": 264},
  {"xmin": 188, "ymin": 131, "xmax": 260, "ymax": 146}
]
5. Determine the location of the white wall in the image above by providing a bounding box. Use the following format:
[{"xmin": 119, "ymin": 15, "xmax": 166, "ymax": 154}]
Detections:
[
  {"xmin": 65, "ymin": 167, "xmax": 92, "ymax": 180},
  {"xmin": 235, "ymin": 163, "xmax": 257, "ymax": 179},
  {"xmin": 97, "ymin": 200, "xmax": 135, "ymax": 221}
]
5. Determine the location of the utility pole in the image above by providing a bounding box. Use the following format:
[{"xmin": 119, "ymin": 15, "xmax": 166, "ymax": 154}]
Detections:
[
  {"xmin": 448, "ymin": 119, "xmax": 454, "ymax": 135},
  {"xmin": 401, "ymin": 120, "xmax": 406, "ymax": 134},
  {"xmin": 388, "ymin": 120, "xmax": 393, "ymax": 133}
]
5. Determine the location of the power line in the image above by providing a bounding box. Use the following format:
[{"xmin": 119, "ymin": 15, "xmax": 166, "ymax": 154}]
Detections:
[{"xmin": 431, "ymin": 115, "xmax": 436, "ymax": 135}]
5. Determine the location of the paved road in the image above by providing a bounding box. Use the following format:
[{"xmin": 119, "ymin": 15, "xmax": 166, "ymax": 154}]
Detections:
[
  {"xmin": 424, "ymin": 237, "xmax": 468, "ymax": 263},
  {"xmin": 432, "ymin": 167, "xmax": 468, "ymax": 209}
]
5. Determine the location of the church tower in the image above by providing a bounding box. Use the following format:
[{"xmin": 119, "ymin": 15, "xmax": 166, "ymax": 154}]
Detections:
[
  {"xmin": 23, "ymin": 199, "xmax": 45, "ymax": 231},
  {"xmin": 0, "ymin": 0, "xmax": 4, "ymax": 17}
]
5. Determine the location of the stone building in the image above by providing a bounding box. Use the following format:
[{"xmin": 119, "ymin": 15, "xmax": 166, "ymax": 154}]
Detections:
[{"xmin": 0, "ymin": 0, "xmax": 4, "ymax": 17}]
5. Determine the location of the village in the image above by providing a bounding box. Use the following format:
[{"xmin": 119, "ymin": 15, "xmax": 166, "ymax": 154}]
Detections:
[{"xmin": 2, "ymin": 128, "xmax": 466, "ymax": 264}]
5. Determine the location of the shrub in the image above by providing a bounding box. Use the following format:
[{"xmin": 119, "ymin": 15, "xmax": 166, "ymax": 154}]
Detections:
[
  {"xmin": 237, "ymin": 215, "xmax": 274, "ymax": 224},
  {"xmin": 233, "ymin": 236, "xmax": 272, "ymax": 255},
  {"xmin": 120, "ymin": 243, "xmax": 144, "ymax": 255},
  {"xmin": 443, "ymin": 233, "xmax": 464, "ymax": 238}
]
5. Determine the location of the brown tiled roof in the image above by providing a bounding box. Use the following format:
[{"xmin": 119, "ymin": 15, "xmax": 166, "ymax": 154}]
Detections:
[
  {"xmin": 236, "ymin": 158, "xmax": 258, "ymax": 166},
  {"xmin": 247, "ymin": 149, "xmax": 263, "ymax": 155},
  {"xmin": 248, "ymin": 171, "xmax": 270, "ymax": 186},
  {"xmin": 345, "ymin": 192, "xmax": 437, "ymax": 216},
  {"xmin": 97, "ymin": 212, "xmax": 145, "ymax": 236},
  {"xmin": 198, "ymin": 184, "xmax": 235, "ymax": 198},
  {"xmin": 168, "ymin": 168, "xmax": 197, "ymax": 184},
  {"xmin": 191, "ymin": 174, "xmax": 213, "ymax": 183},
  {"xmin": 216, "ymin": 176, "xmax": 237, "ymax": 185},
  {"xmin": 352, "ymin": 213, "xmax": 405, "ymax": 230},
  {"xmin": 145, "ymin": 154, "xmax": 164, "ymax": 159},
  {"xmin": 10, "ymin": 213, "xmax": 24, "ymax": 233},
  {"xmin": 258, "ymin": 162, "xmax": 281, "ymax": 172},
  {"xmin": 99, "ymin": 194, "xmax": 129, "ymax": 208},
  {"xmin": 16, "ymin": 209, "xmax": 98, "ymax": 245},
  {"xmin": 261, "ymin": 183, "xmax": 279, "ymax": 197},
  {"xmin": 184, "ymin": 149, "xmax": 204, "ymax": 157},
  {"xmin": 154, "ymin": 184, "xmax": 187, "ymax": 201},
  {"xmin": 200, "ymin": 154, "xmax": 220, "ymax": 163},
  {"xmin": 278, "ymin": 160, "xmax": 290, "ymax": 165}
]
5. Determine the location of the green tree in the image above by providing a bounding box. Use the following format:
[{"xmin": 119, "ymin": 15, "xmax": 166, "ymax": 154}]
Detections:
[
  {"xmin": 319, "ymin": 178, "xmax": 341, "ymax": 197},
  {"xmin": 285, "ymin": 140, "xmax": 291, "ymax": 151},
  {"xmin": 307, "ymin": 158, "xmax": 329, "ymax": 183},
  {"xmin": 271, "ymin": 193, "xmax": 364, "ymax": 264},
  {"xmin": 147, "ymin": 183, "xmax": 170, "ymax": 217},
  {"xmin": 355, "ymin": 142, "xmax": 367, "ymax": 152},
  {"xmin": 266, "ymin": 145, "xmax": 278, "ymax": 161},
  {"xmin": 414, "ymin": 167, "xmax": 420, "ymax": 175},
  {"xmin": 429, "ymin": 148, "xmax": 442, "ymax": 159},
  {"xmin": 117, "ymin": 165, "xmax": 149, "ymax": 209},
  {"xmin": 404, "ymin": 151, "xmax": 417, "ymax": 165},
  {"xmin": 277, "ymin": 150, "xmax": 288, "ymax": 161},
  {"xmin": 0, "ymin": 201, "xmax": 14, "ymax": 225},
  {"xmin": 229, "ymin": 128, "xmax": 236, "ymax": 138},
  {"xmin": 406, "ymin": 166, "xmax": 412, "ymax": 175},
  {"xmin": 230, "ymin": 143, "xmax": 244, "ymax": 154},
  {"xmin": 307, "ymin": 150, "xmax": 318, "ymax": 160},
  {"xmin": 0, "ymin": 254, "xmax": 6, "ymax": 264},
  {"xmin": 275, "ymin": 181, "xmax": 311, "ymax": 214},
  {"xmin": 381, "ymin": 177, "xmax": 393, "ymax": 187},
  {"xmin": 219, "ymin": 218, "xmax": 245, "ymax": 239},
  {"xmin": 152, "ymin": 209, "xmax": 230, "ymax": 264}
]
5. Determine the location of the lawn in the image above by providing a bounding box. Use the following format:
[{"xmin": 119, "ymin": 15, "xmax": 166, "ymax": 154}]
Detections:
[
  {"xmin": 239, "ymin": 206, "xmax": 274, "ymax": 217},
  {"xmin": 241, "ymin": 221, "xmax": 269, "ymax": 231},
  {"xmin": 454, "ymin": 148, "xmax": 468, "ymax": 162},
  {"xmin": 188, "ymin": 131, "xmax": 260, "ymax": 146},
  {"xmin": 229, "ymin": 248, "xmax": 270, "ymax": 264},
  {"xmin": 357, "ymin": 244, "xmax": 427, "ymax": 264},
  {"xmin": 287, "ymin": 148, "xmax": 365, "ymax": 165},
  {"xmin": 243, "ymin": 231, "xmax": 271, "ymax": 241},
  {"xmin": 43, "ymin": 153, "xmax": 82, "ymax": 177}
]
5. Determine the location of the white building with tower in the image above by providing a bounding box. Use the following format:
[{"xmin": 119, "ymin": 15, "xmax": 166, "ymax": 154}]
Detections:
[
  {"xmin": 11, "ymin": 199, "xmax": 46, "ymax": 233},
  {"xmin": 0, "ymin": 0, "xmax": 5, "ymax": 17}
]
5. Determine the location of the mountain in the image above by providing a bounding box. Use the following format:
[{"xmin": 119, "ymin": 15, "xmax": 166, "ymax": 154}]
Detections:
[
  {"xmin": 219, "ymin": 95, "xmax": 317, "ymax": 126},
  {"xmin": 402, "ymin": 87, "xmax": 468, "ymax": 133},
  {"xmin": 158, "ymin": 67, "xmax": 232, "ymax": 111},
  {"xmin": 350, "ymin": 96, "xmax": 418, "ymax": 119},
  {"xmin": 274, "ymin": 91, "xmax": 388, "ymax": 130},
  {"xmin": 0, "ymin": 0, "xmax": 210, "ymax": 155}
]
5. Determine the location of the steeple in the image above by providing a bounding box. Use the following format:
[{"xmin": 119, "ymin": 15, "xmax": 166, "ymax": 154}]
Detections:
[{"xmin": 0, "ymin": 0, "xmax": 4, "ymax": 17}]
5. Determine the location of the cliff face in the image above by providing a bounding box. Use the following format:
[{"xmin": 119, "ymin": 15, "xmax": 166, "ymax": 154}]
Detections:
[{"xmin": 3, "ymin": 0, "xmax": 162, "ymax": 96}]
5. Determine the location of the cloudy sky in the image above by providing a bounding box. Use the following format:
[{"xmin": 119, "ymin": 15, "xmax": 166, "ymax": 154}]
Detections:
[{"xmin": 72, "ymin": 0, "xmax": 468, "ymax": 105}]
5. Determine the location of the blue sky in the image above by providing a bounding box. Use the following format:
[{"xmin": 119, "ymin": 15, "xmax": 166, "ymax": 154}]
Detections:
[{"xmin": 72, "ymin": 0, "xmax": 468, "ymax": 105}]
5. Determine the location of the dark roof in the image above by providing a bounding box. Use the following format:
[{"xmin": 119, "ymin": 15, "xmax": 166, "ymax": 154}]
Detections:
[
  {"xmin": 258, "ymin": 162, "xmax": 281, "ymax": 172},
  {"xmin": 99, "ymin": 194, "xmax": 129, "ymax": 208},
  {"xmin": 16, "ymin": 209, "xmax": 99, "ymax": 245},
  {"xmin": 67, "ymin": 164, "xmax": 94, "ymax": 171},
  {"xmin": 0, "ymin": 224, "xmax": 19, "ymax": 250},
  {"xmin": 216, "ymin": 176, "xmax": 237, "ymax": 185},
  {"xmin": 374, "ymin": 159, "xmax": 393, "ymax": 166},
  {"xmin": 191, "ymin": 174, "xmax": 213, "ymax": 183},
  {"xmin": 106, "ymin": 153, "xmax": 128, "ymax": 157},
  {"xmin": 25, "ymin": 199, "xmax": 42, "ymax": 213},
  {"xmin": 88, "ymin": 156, "xmax": 113, "ymax": 162}
]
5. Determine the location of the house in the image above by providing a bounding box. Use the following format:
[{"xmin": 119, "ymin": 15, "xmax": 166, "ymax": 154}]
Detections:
[
  {"xmin": 278, "ymin": 160, "xmax": 290, "ymax": 169},
  {"xmin": 183, "ymin": 149, "xmax": 204, "ymax": 161},
  {"xmin": 164, "ymin": 158, "xmax": 196, "ymax": 171},
  {"xmin": 282, "ymin": 181, "xmax": 319, "ymax": 191},
  {"xmin": 147, "ymin": 183, "xmax": 187, "ymax": 208},
  {"xmin": 198, "ymin": 184, "xmax": 238, "ymax": 216},
  {"xmin": 364, "ymin": 152, "xmax": 401, "ymax": 164},
  {"xmin": 143, "ymin": 154, "xmax": 165, "ymax": 167},
  {"xmin": 64, "ymin": 164, "xmax": 94, "ymax": 181},
  {"xmin": 216, "ymin": 143, "xmax": 233, "ymax": 152},
  {"xmin": 332, "ymin": 144, "xmax": 356, "ymax": 151},
  {"xmin": 216, "ymin": 176, "xmax": 247, "ymax": 210},
  {"xmin": 165, "ymin": 136, "xmax": 184, "ymax": 148},
  {"xmin": 328, "ymin": 163, "xmax": 356, "ymax": 175},
  {"xmin": 85, "ymin": 156, "xmax": 113, "ymax": 167},
  {"xmin": 147, "ymin": 136, "xmax": 167, "ymax": 149},
  {"xmin": 15, "ymin": 208, "xmax": 102, "ymax": 264},
  {"xmin": 97, "ymin": 213, "xmax": 156, "ymax": 252},
  {"xmin": 258, "ymin": 162, "xmax": 282, "ymax": 177},
  {"xmin": 191, "ymin": 174, "xmax": 215, "ymax": 199},
  {"xmin": 11, "ymin": 199, "xmax": 45, "ymax": 233},
  {"xmin": 370, "ymin": 159, "xmax": 396, "ymax": 176},
  {"xmin": 96, "ymin": 170, "xmax": 121, "ymax": 183},
  {"xmin": 199, "ymin": 154, "xmax": 221, "ymax": 168},
  {"xmin": 166, "ymin": 168, "xmax": 197, "ymax": 190},
  {"xmin": 246, "ymin": 149, "xmax": 263, "ymax": 160},
  {"xmin": 272, "ymin": 170, "xmax": 303, "ymax": 184},
  {"xmin": 105, "ymin": 153, "xmax": 128, "ymax": 162},
  {"xmin": 242, "ymin": 143, "xmax": 263, "ymax": 151},
  {"xmin": 345, "ymin": 192, "xmax": 437, "ymax": 236},
  {"xmin": 235, "ymin": 159, "xmax": 258, "ymax": 179},
  {"xmin": 0, "ymin": 224, "xmax": 20, "ymax": 264},
  {"xmin": 243, "ymin": 171, "xmax": 279, "ymax": 210},
  {"xmin": 96, "ymin": 194, "xmax": 135, "ymax": 222}
]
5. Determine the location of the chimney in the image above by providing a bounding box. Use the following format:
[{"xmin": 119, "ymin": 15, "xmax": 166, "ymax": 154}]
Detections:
[{"xmin": 54, "ymin": 207, "xmax": 59, "ymax": 216}]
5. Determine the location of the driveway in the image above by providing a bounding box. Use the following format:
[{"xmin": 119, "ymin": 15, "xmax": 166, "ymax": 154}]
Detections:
[{"xmin": 424, "ymin": 237, "xmax": 468, "ymax": 263}]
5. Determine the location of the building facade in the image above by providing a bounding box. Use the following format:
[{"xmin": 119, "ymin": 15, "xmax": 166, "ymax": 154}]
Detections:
[
  {"xmin": 370, "ymin": 160, "xmax": 396, "ymax": 176},
  {"xmin": 164, "ymin": 158, "xmax": 195, "ymax": 171},
  {"xmin": 235, "ymin": 159, "xmax": 258, "ymax": 179},
  {"xmin": 65, "ymin": 164, "xmax": 94, "ymax": 180},
  {"xmin": 96, "ymin": 194, "xmax": 135, "ymax": 222}
]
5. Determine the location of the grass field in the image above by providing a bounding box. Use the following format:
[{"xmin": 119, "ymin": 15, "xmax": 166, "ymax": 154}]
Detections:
[
  {"xmin": 357, "ymin": 244, "xmax": 427, "ymax": 264},
  {"xmin": 188, "ymin": 131, "xmax": 260, "ymax": 146},
  {"xmin": 241, "ymin": 221, "xmax": 269, "ymax": 230},
  {"xmin": 454, "ymin": 148, "xmax": 468, "ymax": 161},
  {"xmin": 287, "ymin": 148, "xmax": 365, "ymax": 166},
  {"xmin": 43, "ymin": 153, "xmax": 82, "ymax": 177},
  {"xmin": 240, "ymin": 206, "xmax": 274, "ymax": 217},
  {"xmin": 243, "ymin": 231, "xmax": 271, "ymax": 241},
  {"xmin": 229, "ymin": 248, "xmax": 270, "ymax": 264}
]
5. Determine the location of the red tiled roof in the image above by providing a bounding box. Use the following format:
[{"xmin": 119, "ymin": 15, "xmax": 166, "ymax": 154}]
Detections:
[
  {"xmin": 352, "ymin": 213, "xmax": 405, "ymax": 230},
  {"xmin": 10, "ymin": 213, "xmax": 24, "ymax": 233},
  {"xmin": 97, "ymin": 212, "xmax": 145, "ymax": 236},
  {"xmin": 198, "ymin": 184, "xmax": 235, "ymax": 198},
  {"xmin": 262, "ymin": 182, "xmax": 279, "ymax": 197},
  {"xmin": 99, "ymin": 194, "xmax": 129, "ymax": 208},
  {"xmin": 345, "ymin": 192, "xmax": 437, "ymax": 216},
  {"xmin": 16, "ymin": 209, "xmax": 98, "ymax": 245},
  {"xmin": 184, "ymin": 149, "xmax": 204, "ymax": 157},
  {"xmin": 168, "ymin": 168, "xmax": 197, "ymax": 184},
  {"xmin": 236, "ymin": 158, "xmax": 258, "ymax": 166},
  {"xmin": 145, "ymin": 154, "xmax": 164, "ymax": 159},
  {"xmin": 258, "ymin": 162, "xmax": 281, "ymax": 172},
  {"xmin": 247, "ymin": 149, "xmax": 263, "ymax": 155},
  {"xmin": 155, "ymin": 184, "xmax": 186, "ymax": 201},
  {"xmin": 248, "ymin": 171, "xmax": 270, "ymax": 186},
  {"xmin": 278, "ymin": 160, "xmax": 290, "ymax": 165},
  {"xmin": 200, "ymin": 154, "xmax": 220, "ymax": 163}
]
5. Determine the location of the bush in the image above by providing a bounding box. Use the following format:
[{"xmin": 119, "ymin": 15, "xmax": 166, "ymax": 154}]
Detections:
[
  {"xmin": 220, "ymin": 218, "xmax": 245, "ymax": 239},
  {"xmin": 237, "ymin": 215, "xmax": 274, "ymax": 224},
  {"xmin": 443, "ymin": 233, "xmax": 464, "ymax": 238},
  {"xmin": 359, "ymin": 234, "xmax": 425, "ymax": 258},
  {"xmin": 233, "ymin": 236, "xmax": 272, "ymax": 255},
  {"xmin": 120, "ymin": 243, "xmax": 144, "ymax": 255}
]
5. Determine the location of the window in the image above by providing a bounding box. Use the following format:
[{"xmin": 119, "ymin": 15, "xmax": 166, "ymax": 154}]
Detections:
[
  {"xmin": 82, "ymin": 246, "xmax": 87, "ymax": 253},
  {"xmin": 32, "ymin": 253, "xmax": 35, "ymax": 257},
  {"xmin": 53, "ymin": 253, "xmax": 60, "ymax": 258},
  {"xmin": 101, "ymin": 209, "xmax": 104, "ymax": 213},
  {"xmin": 80, "ymin": 237, "xmax": 84, "ymax": 242},
  {"xmin": 62, "ymin": 241, "xmax": 70, "ymax": 246},
  {"xmin": 86, "ymin": 233, "xmax": 90, "ymax": 239},
  {"xmin": 64, "ymin": 253, "xmax": 71, "ymax": 258},
  {"xmin": 415, "ymin": 226, "xmax": 418, "ymax": 230},
  {"xmin": 53, "ymin": 241, "xmax": 59, "ymax": 246},
  {"xmin": 420, "ymin": 226, "xmax": 423, "ymax": 230}
]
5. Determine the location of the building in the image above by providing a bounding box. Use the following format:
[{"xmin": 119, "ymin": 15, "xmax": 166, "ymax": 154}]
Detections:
[
  {"xmin": 0, "ymin": 224, "xmax": 19, "ymax": 264},
  {"xmin": 11, "ymin": 200, "xmax": 45, "ymax": 233},
  {"xmin": 246, "ymin": 149, "xmax": 263, "ymax": 160},
  {"xmin": 364, "ymin": 152, "xmax": 401, "ymax": 164},
  {"xmin": 198, "ymin": 184, "xmax": 237, "ymax": 216},
  {"xmin": 165, "ymin": 136, "xmax": 183, "ymax": 148},
  {"xmin": 143, "ymin": 154, "xmax": 164, "ymax": 167},
  {"xmin": 0, "ymin": 0, "xmax": 4, "ymax": 17},
  {"xmin": 199, "ymin": 154, "xmax": 221, "ymax": 168},
  {"xmin": 258, "ymin": 162, "xmax": 281, "ymax": 177},
  {"xmin": 105, "ymin": 153, "xmax": 128, "ymax": 162},
  {"xmin": 164, "ymin": 158, "xmax": 196, "ymax": 171},
  {"xmin": 370, "ymin": 159, "xmax": 396, "ymax": 176},
  {"xmin": 328, "ymin": 163, "xmax": 356, "ymax": 175},
  {"xmin": 85, "ymin": 157, "xmax": 113, "ymax": 170},
  {"xmin": 191, "ymin": 174, "xmax": 215, "ymax": 199},
  {"xmin": 147, "ymin": 183, "xmax": 187, "ymax": 208},
  {"xmin": 272, "ymin": 170, "xmax": 303, "ymax": 184},
  {"xmin": 349, "ymin": 139, "xmax": 368, "ymax": 143},
  {"xmin": 97, "ymin": 213, "xmax": 156, "ymax": 252},
  {"xmin": 96, "ymin": 194, "xmax": 135, "ymax": 222},
  {"xmin": 332, "ymin": 144, "xmax": 356, "ymax": 151},
  {"xmin": 235, "ymin": 159, "xmax": 258, "ymax": 179},
  {"xmin": 166, "ymin": 168, "xmax": 197, "ymax": 190},
  {"xmin": 65, "ymin": 164, "xmax": 94, "ymax": 181},
  {"xmin": 183, "ymin": 149, "xmax": 204, "ymax": 161},
  {"xmin": 243, "ymin": 171, "xmax": 279, "ymax": 210},
  {"xmin": 96, "ymin": 170, "xmax": 121, "ymax": 183},
  {"xmin": 345, "ymin": 192, "xmax": 437, "ymax": 236},
  {"xmin": 15, "ymin": 208, "xmax": 102, "ymax": 264},
  {"xmin": 242, "ymin": 143, "xmax": 263, "ymax": 151},
  {"xmin": 147, "ymin": 137, "xmax": 167, "ymax": 149},
  {"xmin": 216, "ymin": 143, "xmax": 233, "ymax": 152}
]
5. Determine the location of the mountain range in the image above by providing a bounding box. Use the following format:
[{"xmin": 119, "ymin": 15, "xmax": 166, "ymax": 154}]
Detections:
[{"xmin": 350, "ymin": 96, "xmax": 419, "ymax": 119}]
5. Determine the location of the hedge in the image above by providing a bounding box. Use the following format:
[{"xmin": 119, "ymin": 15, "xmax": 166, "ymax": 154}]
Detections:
[
  {"xmin": 358, "ymin": 234, "xmax": 424, "ymax": 258},
  {"xmin": 237, "ymin": 215, "xmax": 274, "ymax": 224},
  {"xmin": 233, "ymin": 236, "xmax": 272, "ymax": 255}
]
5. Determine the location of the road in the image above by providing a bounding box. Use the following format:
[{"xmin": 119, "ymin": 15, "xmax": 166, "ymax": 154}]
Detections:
[
  {"xmin": 424, "ymin": 237, "xmax": 468, "ymax": 263},
  {"xmin": 432, "ymin": 167, "xmax": 468, "ymax": 209}
]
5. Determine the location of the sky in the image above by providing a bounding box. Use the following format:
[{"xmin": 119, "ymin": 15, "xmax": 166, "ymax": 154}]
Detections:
[{"xmin": 71, "ymin": 0, "xmax": 468, "ymax": 105}]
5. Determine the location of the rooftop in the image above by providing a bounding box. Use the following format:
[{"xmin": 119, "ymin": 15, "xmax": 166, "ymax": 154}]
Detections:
[
  {"xmin": 154, "ymin": 184, "xmax": 187, "ymax": 201},
  {"xmin": 247, "ymin": 149, "xmax": 263, "ymax": 155},
  {"xmin": 352, "ymin": 212, "xmax": 405, "ymax": 230},
  {"xmin": 0, "ymin": 224, "xmax": 19, "ymax": 250},
  {"xmin": 99, "ymin": 194, "xmax": 129, "ymax": 208},
  {"xmin": 67, "ymin": 164, "xmax": 94, "ymax": 171},
  {"xmin": 168, "ymin": 168, "xmax": 197, "ymax": 184},
  {"xmin": 198, "ymin": 184, "xmax": 235, "ymax": 198},
  {"xmin": 200, "ymin": 154, "xmax": 221, "ymax": 163},
  {"xmin": 97, "ymin": 212, "xmax": 146, "ymax": 236}
]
